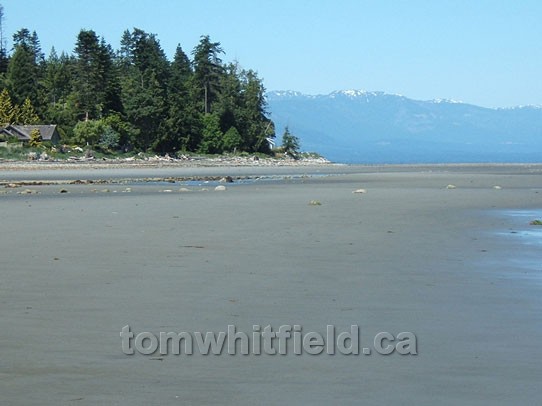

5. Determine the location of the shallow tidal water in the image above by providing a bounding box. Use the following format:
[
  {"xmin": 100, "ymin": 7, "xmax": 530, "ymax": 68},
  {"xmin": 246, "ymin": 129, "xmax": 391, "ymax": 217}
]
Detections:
[{"xmin": 492, "ymin": 209, "xmax": 542, "ymax": 280}]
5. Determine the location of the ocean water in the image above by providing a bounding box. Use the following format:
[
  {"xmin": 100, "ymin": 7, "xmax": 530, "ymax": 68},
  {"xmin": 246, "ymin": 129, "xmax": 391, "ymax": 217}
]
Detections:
[
  {"xmin": 493, "ymin": 210, "xmax": 542, "ymax": 278},
  {"xmin": 498, "ymin": 210, "xmax": 542, "ymax": 246},
  {"xmin": 321, "ymin": 148, "xmax": 542, "ymax": 165}
]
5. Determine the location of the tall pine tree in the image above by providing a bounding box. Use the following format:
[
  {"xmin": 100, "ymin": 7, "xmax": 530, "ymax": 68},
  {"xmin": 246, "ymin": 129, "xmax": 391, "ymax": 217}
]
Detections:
[
  {"xmin": 192, "ymin": 35, "xmax": 224, "ymax": 114},
  {"xmin": 72, "ymin": 30, "xmax": 118, "ymax": 120},
  {"xmin": 159, "ymin": 45, "xmax": 200, "ymax": 152},
  {"xmin": 6, "ymin": 29, "xmax": 42, "ymax": 111},
  {"xmin": 239, "ymin": 69, "xmax": 274, "ymax": 152},
  {"xmin": 119, "ymin": 28, "xmax": 169, "ymax": 150}
]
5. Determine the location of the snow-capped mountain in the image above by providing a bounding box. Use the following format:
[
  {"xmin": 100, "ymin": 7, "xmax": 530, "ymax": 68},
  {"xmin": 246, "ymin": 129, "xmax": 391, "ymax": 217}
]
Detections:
[{"xmin": 266, "ymin": 90, "xmax": 542, "ymax": 163}]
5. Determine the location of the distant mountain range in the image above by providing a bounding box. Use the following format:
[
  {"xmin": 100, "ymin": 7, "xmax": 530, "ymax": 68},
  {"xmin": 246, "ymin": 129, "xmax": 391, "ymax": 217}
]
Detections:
[{"xmin": 266, "ymin": 90, "xmax": 542, "ymax": 163}]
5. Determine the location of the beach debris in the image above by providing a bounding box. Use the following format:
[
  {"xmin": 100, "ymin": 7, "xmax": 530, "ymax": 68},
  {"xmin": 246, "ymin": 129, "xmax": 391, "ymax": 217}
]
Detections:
[
  {"xmin": 352, "ymin": 188, "xmax": 367, "ymax": 194},
  {"xmin": 122, "ymin": 188, "xmax": 132, "ymax": 193},
  {"xmin": 70, "ymin": 179, "xmax": 93, "ymax": 185},
  {"xmin": 18, "ymin": 189, "xmax": 38, "ymax": 194},
  {"xmin": 161, "ymin": 189, "xmax": 173, "ymax": 193},
  {"xmin": 219, "ymin": 176, "xmax": 234, "ymax": 183},
  {"xmin": 179, "ymin": 188, "xmax": 191, "ymax": 192},
  {"xmin": 446, "ymin": 184, "xmax": 457, "ymax": 189},
  {"xmin": 493, "ymin": 185, "xmax": 502, "ymax": 190},
  {"xmin": 27, "ymin": 151, "xmax": 38, "ymax": 160},
  {"xmin": 59, "ymin": 189, "xmax": 68, "ymax": 193},
  {"xmin": 0, "ymin": 152, "xmax": 331, "ymax": 171},
  {"xmin": 529, "ymin": 219, "xmax": 542, "ymax": 226},
  {"xmin": 100, "ymin": 188, "xmax": 111, "ymax": 193},
  {"xmin": 215, "ymin": 185, "xmax": 227, "ymax": 191},
  {"xmin": 5, "ymin": 183, "xmax": 20, "ymax": 188},
  {"xmin": 308, "ymin": 200, "xmax": 322, "ymax": 206}
]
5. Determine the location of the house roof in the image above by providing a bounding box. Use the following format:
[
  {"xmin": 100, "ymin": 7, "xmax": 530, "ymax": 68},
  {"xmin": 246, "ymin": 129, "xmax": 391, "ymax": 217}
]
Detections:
[{"xmin": 0, "ymin": 125, "xmax": 58, "ymax": 141}]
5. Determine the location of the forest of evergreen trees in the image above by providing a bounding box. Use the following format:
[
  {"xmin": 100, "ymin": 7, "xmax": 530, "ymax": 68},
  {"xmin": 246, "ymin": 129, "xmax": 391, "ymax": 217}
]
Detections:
[{"xmin": 0, "ymin": 21, "xmax": 276, "ymax": 155}]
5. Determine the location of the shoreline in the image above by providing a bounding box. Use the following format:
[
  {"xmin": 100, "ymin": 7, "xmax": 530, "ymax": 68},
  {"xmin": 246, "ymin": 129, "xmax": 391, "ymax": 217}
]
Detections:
[
  {"xmin": 1, "ymin": 158, "xmax": 542, "ymax": 171},
  {"xmin": 0, "ymin": 155, "xmax": 332, "ymax": 171},
  {"xmin": 1, "ymin": 160, "xmax": 542, "ymax": 184},
  {"xmin": 2, "ymin": 161, "xmax": 542, "ymax": 191}
]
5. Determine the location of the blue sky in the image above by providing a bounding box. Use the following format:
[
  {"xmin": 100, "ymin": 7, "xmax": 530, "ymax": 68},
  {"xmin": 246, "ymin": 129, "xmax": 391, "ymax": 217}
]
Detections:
[{"xmin": 2, "ymin": 0, "xmax": 541, "ymax": 108}]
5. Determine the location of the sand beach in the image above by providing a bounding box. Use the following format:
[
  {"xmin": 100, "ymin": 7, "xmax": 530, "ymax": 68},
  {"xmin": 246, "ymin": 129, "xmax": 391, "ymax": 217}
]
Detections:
[{"xmin": 1, "ymin": 162, "xmax": 541, "ymax": 405}]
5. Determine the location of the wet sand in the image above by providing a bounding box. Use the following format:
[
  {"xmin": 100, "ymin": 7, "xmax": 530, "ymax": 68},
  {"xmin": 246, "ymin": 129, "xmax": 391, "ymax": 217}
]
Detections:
[{"xmin": 1, "ymin": 165, "xmax": 542, "ymax": 405}]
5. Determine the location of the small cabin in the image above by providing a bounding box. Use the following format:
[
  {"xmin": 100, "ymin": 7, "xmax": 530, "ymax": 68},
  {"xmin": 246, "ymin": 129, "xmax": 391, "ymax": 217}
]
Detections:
[{"xmin": 0, "ymin": 124, "xmax": 61, "ymax": 145}]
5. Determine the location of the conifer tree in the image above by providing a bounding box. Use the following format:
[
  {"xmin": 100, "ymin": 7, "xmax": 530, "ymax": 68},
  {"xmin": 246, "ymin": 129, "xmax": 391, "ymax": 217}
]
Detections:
[
  {"xmin": 6, "ymin": 29, "xmax": 42, "ymax": 108},
  {"xmin": 160, "ymin": 45, "xmax": 200, "ymax": 152},
  {"xmin": 29, "ymin": 128, "xmax": 42, "ymax": 147},
  {"xmin": 192, "ymin": 35, "xmax": 224, "ymax": 114},
  {"xmin": 0, "ymin": 23, "xmax": 277, "ymax": 155},
  {"xmin": 0, "ymin": 5, "xmax": 8, "ymax": 75},
  {"xmin": 281, "ymin": 126, "xmax": 300, "ymax": 157},
  {"xmin": 119, "ymin": 28, "xmax": 170, "ymax": 150},
  {"xmin": 0, "ymin": 88, "xmax": 15, "ymax": 123},
  {"xmin": 15, "ymin": 98, "xmax": 40, "ymax": 124},
  {"xmin": 42, "ymin": 48, "xmax": 76, "ymax": 127},
  {"xmin": 239, "ymin": 69, "xmax": 274, "ymax": 152},
  {"xmin": 72, "ymin": 30, "xmax": 119, "ymax": 120},
  {"xmin": 198, "ymin": 113, "xmax": 223, "ymax": 154}
]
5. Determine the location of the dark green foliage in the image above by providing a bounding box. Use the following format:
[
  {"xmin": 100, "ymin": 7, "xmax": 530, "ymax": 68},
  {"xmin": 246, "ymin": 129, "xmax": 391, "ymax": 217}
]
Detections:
[
  {"xmin": 6, "ymin": 29, "xmax": 42, "ymax": 107},
  {"xmin": 223, "ymin": 126, "xmax": 242, "ymax": 152},
  {"xmin": 198, "ymin": 113, "xmax": 223, "ymax": 154},
  {"xmin": 0, "ymin": 22, "xmax": 274, "ymax": 154},
  {"xmin": 239, "ymin": 69, "xmax": 274, "ymax": 152},
  {"xmin": 72, "ymin": 30, "xmax": 120, "ymax": 120},
  {"xmin": 159, "ymin": 45, "xmax": 200, "ymax": 153},
  {"xmin": 0, "ymin": 47, "xmax": 8, "ymax": 76},
  {"xmin": 98, "ymin": 126, "xmax": 120, "ymax": 151},
  {"xmin": 192, "ymin": 35, "xmax": 224, "ymax": 114},
  {"xmin": 73, "ymin": 119, "xmax": 106, "ymax": 146},
  {"xmin": 43, "ymin": 49, "xmax": 74, "ymax": 108},
  {"xmin": 119, "ymin": 28, "xmax": 170, "ymax": 151},
  {"xmin": 281, "ymin": 126, "xmax": 301, "ymax": 157},
  {"xmin": 121, "ymin": 70, "xmax": 167, "ymax": 151},
  {"xmin": 102, "ymin": 113, "xmax": 139, "ymax": 151},
  {"xmin": 0, "ymin": 5, "xmax": 8, "ymax": 75}
]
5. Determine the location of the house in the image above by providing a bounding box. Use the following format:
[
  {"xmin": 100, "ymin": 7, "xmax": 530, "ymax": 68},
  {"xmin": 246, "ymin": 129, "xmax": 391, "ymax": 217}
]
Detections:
[
  {"xmin": 266, "ymin": 137, "xmax": 276, "ymax": 149},
  {"xmin": 0, "ymin": 124, "xmax": 61, "ymax": 145}
]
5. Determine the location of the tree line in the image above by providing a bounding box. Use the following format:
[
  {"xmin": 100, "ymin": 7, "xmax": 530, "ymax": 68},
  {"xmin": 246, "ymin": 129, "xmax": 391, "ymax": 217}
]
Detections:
[{"xmin": 0, "ymin": 24, "xmax": 276, "ymax": 154}]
